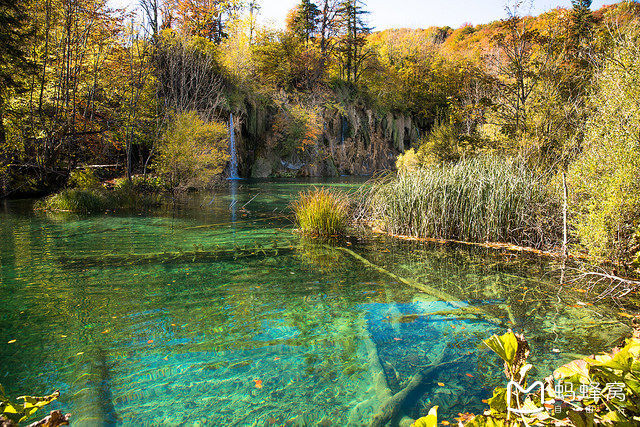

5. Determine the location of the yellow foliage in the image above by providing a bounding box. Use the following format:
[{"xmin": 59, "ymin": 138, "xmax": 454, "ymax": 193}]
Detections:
[{"xmin": 155, "ymin": 111, "xmax": 230, "ymax": 189}]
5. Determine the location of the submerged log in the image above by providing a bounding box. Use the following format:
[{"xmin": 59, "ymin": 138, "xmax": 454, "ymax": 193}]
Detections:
[
  {"xmin": 58, "ymin": 246, "xmax": 297, "ymax": 268},
  {"xmin": 336, "ymin": 247, "xmax": 504, "ymax": 327},
  {"xmin": 369, "ymin": 351, "xmax": 462, "ymax": 427},
  {"xmin": 71, "ymin": 348, "xmax": 120, "ymax": 426}
]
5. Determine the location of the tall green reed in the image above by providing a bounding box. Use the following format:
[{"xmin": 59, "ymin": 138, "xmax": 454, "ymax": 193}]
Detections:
[
  {"xmin": 360, "ymin": 156, "xmax": 561, "ymax": 249},
  {"xmin": 292, "ymin": 188, "xmax": 350, "ymax": 237}
]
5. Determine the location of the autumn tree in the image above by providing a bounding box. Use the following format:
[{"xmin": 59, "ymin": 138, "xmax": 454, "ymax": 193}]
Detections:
[
  {"xmin": 316, "ymin": 0, "xmax": 340, "ymax": 58},
  {"xmin": 489, "ymin": 1, "xmax": 544, "ymax": 137},
  {"xmin": 168, "ymin": 0, "xmax": 244, "ymax": 43},
  {"xmin": 252, "ymin": 30, "xmax": 325, "ymax": 90},
  {"xmin": 0, "ymin": 0, "xmax": 32, "ymax": 153},
  {"xmin": 247, "ymin": 0, "xmax": 260, "ymax": 45}
]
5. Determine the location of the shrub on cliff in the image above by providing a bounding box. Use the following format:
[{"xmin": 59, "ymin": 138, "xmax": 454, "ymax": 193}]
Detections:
[
  {"xmin": 155, "ymin": 111, "xmax": 229, "ymax": 190},
  {"xmin": 272, "ymin": 103, "xmax": 322, "ymax": 157}
]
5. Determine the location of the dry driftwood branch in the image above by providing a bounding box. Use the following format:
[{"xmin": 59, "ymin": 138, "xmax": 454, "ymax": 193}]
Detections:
[{"xmin": 568, "ymin": 265, "xmax": 640, "ymax": 300}]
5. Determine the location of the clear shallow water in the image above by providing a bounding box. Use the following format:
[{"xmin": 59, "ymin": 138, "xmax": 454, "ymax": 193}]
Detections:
[{"xmin": 0, "ymin": 179, "xmax": 632, "ymax": 426}]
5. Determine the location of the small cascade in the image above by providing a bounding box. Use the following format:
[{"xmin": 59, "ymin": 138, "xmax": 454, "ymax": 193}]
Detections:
[{"xmin": 228, "ymin": 113, "xmax": 240, "ymax": 180}]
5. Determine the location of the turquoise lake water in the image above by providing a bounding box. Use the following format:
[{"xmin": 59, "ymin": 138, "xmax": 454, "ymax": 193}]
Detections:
[{"xmin": 0, "ymin": 179, "xmax": 631, "ymax": 425}]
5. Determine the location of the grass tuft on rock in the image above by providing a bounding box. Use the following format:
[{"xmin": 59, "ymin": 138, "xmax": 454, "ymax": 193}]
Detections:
[{"xmin": 292, "ymin": 188, "xmax": 350, "ymax": 237}]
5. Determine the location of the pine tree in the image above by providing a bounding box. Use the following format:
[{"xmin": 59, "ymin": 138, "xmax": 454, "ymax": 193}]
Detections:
[
  {"xmin": 292, "ymin": 0, "xmax": 321, "ymax": 43},
  {"xmin": 571, "ymin": 0, "xmax": 593, "ymax": 48},
  {"xmin": 336, "ymin": 0, "xmax": 370, "ymax": 83}
]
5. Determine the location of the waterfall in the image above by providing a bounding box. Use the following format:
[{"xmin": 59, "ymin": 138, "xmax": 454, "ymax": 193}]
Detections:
[{"xmin": 228, "ymin": 113, "xmax": 240, "ymax": 180}]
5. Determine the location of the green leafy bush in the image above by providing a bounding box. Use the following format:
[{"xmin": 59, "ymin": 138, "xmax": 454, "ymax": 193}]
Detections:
[
  {"xmin": 396, "ymin": 123, "xmax": 462, "ymax": 173},
  {"xmin": 567, "ymin": 28, "xmax": 640, "ymax": 266},
  {"xmin": 35, "ymin": 188, "xmax": 108, "ymax": 214},
  {"xmin": 68, "ymin": 168, "xmax": 100, "ymax": 189},
  {"xmin": 113, "ymin": 175, "xmax": 166, "ymax": 193},
  {"xmin": 292, "ymin": 188, "xmax": 350, "ymax": 237},
  {"xmin": 155, "ymin": 111, "xmax": 229, "ymax": 189},
  {"xmin": 35, "ymin": 175, "xmax": 163, "ymax": 214}
]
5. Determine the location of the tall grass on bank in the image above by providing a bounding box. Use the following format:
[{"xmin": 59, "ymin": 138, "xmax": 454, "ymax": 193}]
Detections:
[
  {"xmin": 292, "ymin": 188, "xmax": 350, "ymax": 237},
  {"xmin": 361, "ymin": 156, "xmax": 562, "ymax": 249}
]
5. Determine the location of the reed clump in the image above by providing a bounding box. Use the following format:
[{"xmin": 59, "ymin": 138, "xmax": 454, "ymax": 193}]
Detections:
[
  {"xmin": 292, "ymin": 188, "xmax": 350, "ymax": 237},
  {"xmin": 361, "ymin": 156, "xmax": 562, "ymax": 249}
]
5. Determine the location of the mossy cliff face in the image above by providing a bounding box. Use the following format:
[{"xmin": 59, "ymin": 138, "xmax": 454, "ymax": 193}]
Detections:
[{"xmin": 232, "ymin": 100, "xmax": 420, "ymax": 178}]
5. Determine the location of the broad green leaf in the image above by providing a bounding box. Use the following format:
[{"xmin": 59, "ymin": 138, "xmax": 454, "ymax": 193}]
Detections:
[
  {"xmin": 598, "ymin": 348, "xmax": 633, "ymax": 372},
  {"xmin": 554, "ymin": 359, "xmax": 589, "ymax": 382},
  {"xmin": 601, "ymin": 410, "xmax": 628, "ymax": 423},
  {"xmin": 567, "ymin": 410, "xmax": 587, "ymax": 427},
  {"xmin": 488, "ymin": 387, "xmax": 507, "ymax": 415},
  {"xmin": 412, "ymin": 405, "xmax": 438, "ymax": 427},
  {"xmin": 483, "ymin": 332, "xmax": 518, "ymax": 365}
]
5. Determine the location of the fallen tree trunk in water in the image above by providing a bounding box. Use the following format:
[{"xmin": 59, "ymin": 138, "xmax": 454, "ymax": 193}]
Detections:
[
  {"xmin": 58, "ymin": 246, "xmax": 297, "ymax": 268},
  {"xmin": 369, "ymin": 351, "xmax": 463, "ymax": 427},
  {"xmin": 335, "ymin": 246, "xmax": 505, "ymax": 327}
]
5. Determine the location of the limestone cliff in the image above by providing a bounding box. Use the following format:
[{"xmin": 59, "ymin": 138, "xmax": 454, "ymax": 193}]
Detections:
[{"xmin": 230, "ymin": 100, "xmax": 421, "ymax": 178}]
